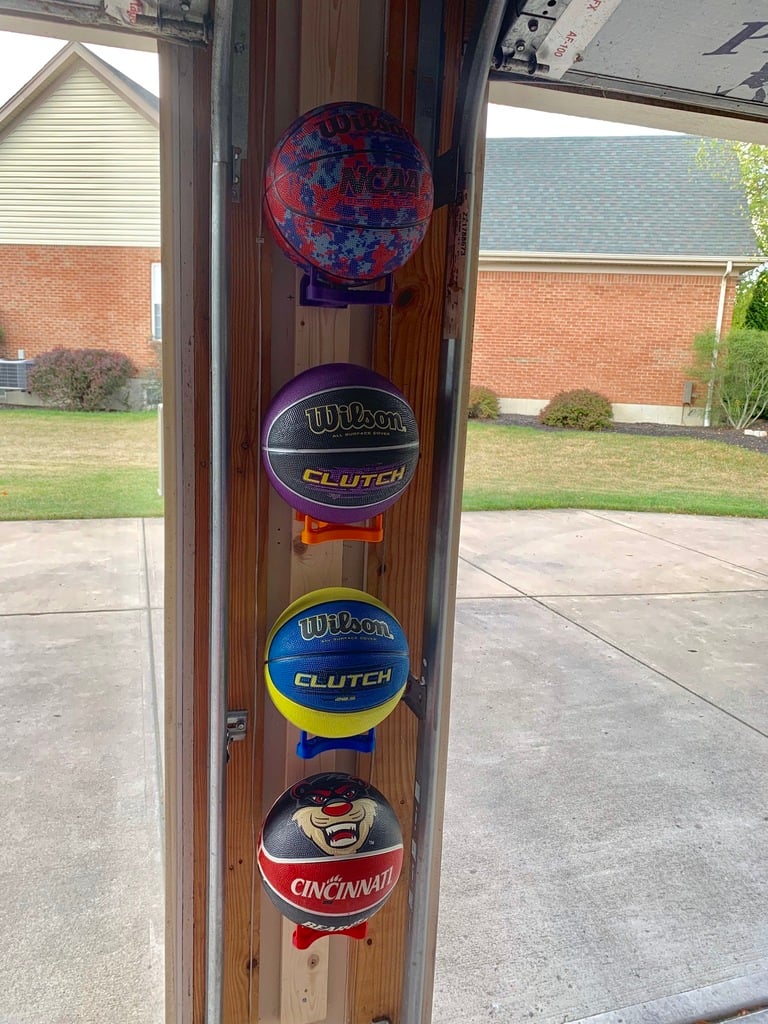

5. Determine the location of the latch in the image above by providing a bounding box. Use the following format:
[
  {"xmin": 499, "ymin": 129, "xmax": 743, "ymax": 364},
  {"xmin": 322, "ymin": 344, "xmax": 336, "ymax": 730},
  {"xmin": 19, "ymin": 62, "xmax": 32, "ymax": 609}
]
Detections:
[{"xmin": 226, "ymin": 709, "xmax": 248, "ymax": 760}]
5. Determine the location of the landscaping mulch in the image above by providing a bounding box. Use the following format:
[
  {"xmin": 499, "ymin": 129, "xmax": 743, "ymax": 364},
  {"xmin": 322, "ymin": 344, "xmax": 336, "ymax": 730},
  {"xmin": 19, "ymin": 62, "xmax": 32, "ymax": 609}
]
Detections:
[{"xmin": 494, "ymin": 414, "xmax": 768, "ymax": 455}]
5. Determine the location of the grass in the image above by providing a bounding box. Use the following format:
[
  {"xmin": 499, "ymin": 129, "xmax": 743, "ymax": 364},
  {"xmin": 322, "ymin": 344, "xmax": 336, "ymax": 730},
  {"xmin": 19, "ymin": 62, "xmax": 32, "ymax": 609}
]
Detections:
[
  {"xmin": 463, "ymin": 422, "xmax": 768, "ymax": 517},
  {"xmin": 3, "ymin": 409, "xmax": 766, "ymax": 522},
  {"xmin": 0, "ymin": 408, "xmax": 163, "ymax": 520}
]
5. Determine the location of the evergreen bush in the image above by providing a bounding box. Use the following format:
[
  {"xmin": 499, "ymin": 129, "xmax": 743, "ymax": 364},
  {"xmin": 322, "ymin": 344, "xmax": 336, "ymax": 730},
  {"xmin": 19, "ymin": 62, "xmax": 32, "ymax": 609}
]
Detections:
[
  {"xmin": 539, "ymin": 389, "xmax": 613, "ymax": 431},
  {"xmin": 744, "ymin": 272, "xmax": 768, "ymax": 331},
  {"xmin": 467, "ymin": 385, "xmax": 500, "ymax": 420}
]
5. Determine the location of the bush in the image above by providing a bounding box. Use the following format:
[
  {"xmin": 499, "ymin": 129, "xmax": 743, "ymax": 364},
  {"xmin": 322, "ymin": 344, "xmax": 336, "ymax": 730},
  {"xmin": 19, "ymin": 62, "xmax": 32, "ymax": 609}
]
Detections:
[
  {"xmin": 539, "ymin": 389, "xmax": 613, "ymax": 431},
  {"xmin": 467, "ymin": 385, "xmax": 500, "ymax": 420},
  {"xmin": 690, "ymin": 327, "xmax": 768, "ymax": 428},
  {"xmin": 28, "ymin": 347, "xmax": 136, "ymax": 411},
  {"xmin": 744, "ymin": 272, "xmax": 768, "ymax": 331}
]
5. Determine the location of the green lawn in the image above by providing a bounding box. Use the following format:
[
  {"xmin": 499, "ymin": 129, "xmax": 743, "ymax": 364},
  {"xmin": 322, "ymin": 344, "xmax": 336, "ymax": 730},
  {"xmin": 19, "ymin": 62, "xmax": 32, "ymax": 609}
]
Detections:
[
  {"xmin": 3, "ymin": 409, "xmax": 766, "ymax": 522},
  {"xmin": 463, "ymin": 422, "xmax": 768, "ymax": 517},
  {"xmin": 0, "ymin": 408, "xmax": 163, "ymax": 520}
]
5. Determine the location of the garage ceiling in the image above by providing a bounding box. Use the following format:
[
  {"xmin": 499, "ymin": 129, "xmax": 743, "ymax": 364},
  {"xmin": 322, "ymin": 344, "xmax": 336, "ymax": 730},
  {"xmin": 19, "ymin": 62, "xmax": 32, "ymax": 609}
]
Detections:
[
  {"xmin": 0, "ymin": 0, "xmax": 209, "ymax": 42},
  {"xmin": 493, "ymin": 0, "xmax": 768, "ymax": 126}
]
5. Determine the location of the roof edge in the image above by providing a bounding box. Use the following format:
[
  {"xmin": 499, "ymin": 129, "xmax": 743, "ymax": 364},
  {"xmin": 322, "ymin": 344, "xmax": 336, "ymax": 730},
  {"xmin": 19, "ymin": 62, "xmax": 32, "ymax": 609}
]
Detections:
[
  {"xmin": 479, "ymin": 251, "xmax": 762, "ymax": 272},
  {"xmin": 0, "ymin": 41, "xmax": 158, "ymax": 138}
]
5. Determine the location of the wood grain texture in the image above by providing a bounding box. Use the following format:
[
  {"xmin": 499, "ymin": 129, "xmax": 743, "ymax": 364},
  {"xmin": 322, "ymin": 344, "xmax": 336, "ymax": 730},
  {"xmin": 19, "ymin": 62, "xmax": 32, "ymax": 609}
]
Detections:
[
  {"xmin": 158, "ymin": 40, "xmax": 197, "ymax": 1024},
  {"xmin": 268, "ymin": 4, "xmax": 362, "ymax": 1023},
  {"xmin": 349, "ymin": 1, "xmax": 471, "ymax": 1019},
  {"xmin": 221, "ymin": 1, "xmax": 276, "ymax": 1022}
]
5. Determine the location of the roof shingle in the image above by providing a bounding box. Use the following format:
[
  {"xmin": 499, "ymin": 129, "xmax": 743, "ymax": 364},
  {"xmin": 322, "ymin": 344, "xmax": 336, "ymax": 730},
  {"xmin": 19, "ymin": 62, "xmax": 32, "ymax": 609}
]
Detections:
[{"xmin": 480, "ymin": 135, "xmax": 759, "ymax": 258}]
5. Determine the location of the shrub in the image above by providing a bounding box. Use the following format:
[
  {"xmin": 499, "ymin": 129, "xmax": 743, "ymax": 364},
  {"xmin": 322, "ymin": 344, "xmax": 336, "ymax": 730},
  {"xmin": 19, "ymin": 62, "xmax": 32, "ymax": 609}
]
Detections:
[
  {"xmin": 28, "ymin": 347, "xmax": 136, "ymax": 411},
  {"xmin": 690, "ymin": 327, "xmax": 768, "ymax": 429},
  {"xmin": 467, "ymin": 385, "xmax": 500, "ymax": 420},
  {"xmin": 744, "ymin": 272, "xmax": 768, "ymax": 331},
  {"xmin": 539, "ymin": 389, "xmax": 613, "ymax": 431}
]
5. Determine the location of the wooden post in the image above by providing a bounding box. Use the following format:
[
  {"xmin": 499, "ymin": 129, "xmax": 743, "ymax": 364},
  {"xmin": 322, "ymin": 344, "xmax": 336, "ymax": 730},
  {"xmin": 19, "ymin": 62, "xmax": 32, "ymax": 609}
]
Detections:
[{"xmin": 174, "ymin": 1, "xmax": 477, "ymax": 1021}]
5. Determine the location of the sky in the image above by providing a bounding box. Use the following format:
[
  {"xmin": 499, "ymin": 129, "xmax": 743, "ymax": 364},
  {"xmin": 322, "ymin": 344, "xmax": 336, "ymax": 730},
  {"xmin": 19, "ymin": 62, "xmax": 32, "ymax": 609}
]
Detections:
[{"xmin": 0, "ymin": 29, "xmax": 677, "ymax": 138}]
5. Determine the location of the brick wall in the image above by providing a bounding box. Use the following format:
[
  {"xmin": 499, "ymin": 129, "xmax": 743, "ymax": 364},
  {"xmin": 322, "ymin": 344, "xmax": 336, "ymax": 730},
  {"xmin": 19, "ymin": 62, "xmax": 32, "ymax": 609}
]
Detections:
[
  {"xmin": 0, "ymin": 244, "xmax": 161, "ymax": 374},
  {"xmin": 471, "ymin": 269, "xmax": 738, "ymax": 408}
]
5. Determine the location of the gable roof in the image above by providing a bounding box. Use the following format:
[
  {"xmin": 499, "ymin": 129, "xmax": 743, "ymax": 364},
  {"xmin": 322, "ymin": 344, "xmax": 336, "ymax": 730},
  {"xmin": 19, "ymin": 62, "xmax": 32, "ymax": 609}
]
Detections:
[
  {"xmin": 480, "ymin": 136, "xmax": 759, "ymax": 260},
  {"xmin": 0, "ymin": 40, "xmax": 158, "ymax": 140}
]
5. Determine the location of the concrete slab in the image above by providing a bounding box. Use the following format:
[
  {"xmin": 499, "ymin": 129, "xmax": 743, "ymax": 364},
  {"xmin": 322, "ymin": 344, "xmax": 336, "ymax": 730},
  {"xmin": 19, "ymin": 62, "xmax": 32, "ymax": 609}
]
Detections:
[
  {"xmin": 433, "ymin": 596, "xmax": 768, "ymax": 1024},
  {"xmin": 457, "ymin": 555, "xmax": 525, "ymax": 598},
  {"xmin": 459, "ymin": 510, "xmax": 767, "ymax": 597},
  {"xmin": 542, "ymin": 591, "xmax": 768, "ymax": 735},
  {"xmin": 0, "ymin": 609, "xmax": 164, "ymax": 1024},
  {"xmin": 590, "ymin": 511, "xmax": 768, "ymax": 578},
  {"xmin": 567, "ymin": 972, "xmax": 768, "ymax": 1023},
  {"xmin": 142, "ymin": 517, "xmax": 164, "ymax": 610},
  {"xmin": 0, "ymin": 519, "xmax": 145, "ymax": 615}
]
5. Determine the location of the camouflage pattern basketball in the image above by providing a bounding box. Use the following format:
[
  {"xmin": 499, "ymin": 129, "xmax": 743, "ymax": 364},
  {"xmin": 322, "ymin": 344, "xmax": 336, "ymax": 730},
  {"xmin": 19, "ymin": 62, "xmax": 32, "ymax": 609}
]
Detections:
[{"xmin": 264, "ymin": 101, "xmax": 433, "ymax": 284}]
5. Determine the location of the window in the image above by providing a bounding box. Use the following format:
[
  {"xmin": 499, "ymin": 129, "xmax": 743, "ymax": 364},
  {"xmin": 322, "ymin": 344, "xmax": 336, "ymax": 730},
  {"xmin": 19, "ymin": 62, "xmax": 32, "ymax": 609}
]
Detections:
[{"xmin": 151, "ymin": 262, "xmax": 162, "ymax": 340}]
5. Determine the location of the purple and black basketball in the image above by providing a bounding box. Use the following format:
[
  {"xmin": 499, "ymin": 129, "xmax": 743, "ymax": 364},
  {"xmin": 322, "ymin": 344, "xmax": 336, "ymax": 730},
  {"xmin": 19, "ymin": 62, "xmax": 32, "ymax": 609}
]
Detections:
[
  {"xmin": 263, "ymin": 101, "xmax": 433, "ymax": 284},
  {"xmin": 261, "ymin": 363, "xmax": 419, "ymax": 523}
]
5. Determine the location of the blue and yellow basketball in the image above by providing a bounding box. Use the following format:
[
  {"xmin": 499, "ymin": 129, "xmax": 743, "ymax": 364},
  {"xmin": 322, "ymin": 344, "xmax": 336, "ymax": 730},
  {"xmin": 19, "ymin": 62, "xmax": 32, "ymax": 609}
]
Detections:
[{"xmin": 265, "ymin": 587, "xmax": 409, "ymax": 737}]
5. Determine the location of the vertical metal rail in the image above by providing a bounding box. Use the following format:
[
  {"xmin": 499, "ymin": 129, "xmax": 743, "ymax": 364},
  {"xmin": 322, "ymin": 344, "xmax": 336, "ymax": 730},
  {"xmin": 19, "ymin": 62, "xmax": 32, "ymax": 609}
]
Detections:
[
  {"xmin": 206, "ymin": 1, "xmax": 235, "ymax": 1020},
  {"xmin": 401, "ymin": 2, "xmax": 508, "ymax": 1022}
]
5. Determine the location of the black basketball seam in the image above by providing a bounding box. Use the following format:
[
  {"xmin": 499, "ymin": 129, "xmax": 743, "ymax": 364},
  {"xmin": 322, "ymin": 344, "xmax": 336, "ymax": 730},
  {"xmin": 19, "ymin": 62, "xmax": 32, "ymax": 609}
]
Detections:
[
  {"xmin": 269, "ymin": 144, "xmax": 429, "ymax": 192},
  {"xmin": 265, "ymin": 442, "xmax": 420, "ymax": 454},
  {"xmin": 259, "ymin": 843, "xmax": 404, "ymax": 865},
  {"xmin": 261, "ymin": 467, "xmax": 414, "ymax": 513},
  {"xmin": 267, "ymin": 145, "xmax": 432, "ymax": 231},
  {"xmin": 267, "ymin": 204, "xmax": 431, "ymax": 232},
  {"xmin": 267, "ymin": 384, "xmax": 415, "ymax": 420},
  {"xmin": 266, "ymin": 651, "xmax": 409, "ymax": 665}
]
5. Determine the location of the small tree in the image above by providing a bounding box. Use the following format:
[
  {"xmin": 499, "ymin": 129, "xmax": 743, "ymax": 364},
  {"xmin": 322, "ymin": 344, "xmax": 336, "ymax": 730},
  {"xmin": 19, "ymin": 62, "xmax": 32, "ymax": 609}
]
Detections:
[
  {"xmin": 744, "ymin": 271, "xmax": 768, "ymax": 330},
  {"xmin": 28, "ymin": 348, "xmax": 136, "ymax": 411},
  {"xmin": 691, "ymin": 328, "xmax": 768, "ymax": 429}
]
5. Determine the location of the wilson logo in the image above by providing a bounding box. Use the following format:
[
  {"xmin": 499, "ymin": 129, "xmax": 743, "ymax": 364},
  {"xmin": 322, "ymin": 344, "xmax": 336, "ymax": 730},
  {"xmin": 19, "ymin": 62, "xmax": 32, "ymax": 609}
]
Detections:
[
  {"xmin": 304, "ymin": 402, "xmax": 406, "ymax": 435},
  {"xmin": 339, "ymin": 166, "xmax": 420, "ymax": 197},
  {"xmin": 298, "ymin": 611, "xmax": 394, "ymax": 642},
  {"xmin": 317, "ymin": 111, "xmax": 410, "ymax": 140}
]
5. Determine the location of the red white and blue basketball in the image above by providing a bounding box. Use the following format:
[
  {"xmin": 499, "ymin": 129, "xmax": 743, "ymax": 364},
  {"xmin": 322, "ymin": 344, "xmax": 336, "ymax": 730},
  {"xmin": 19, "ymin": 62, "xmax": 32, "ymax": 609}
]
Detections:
[
  {"xmin": 261, "ymin": 363, "xmax": 419, "ymax": 524},
  {"xmin": 265, "ymin": 587, "xmax": 409, "ymax": 737},
  {"xmin": 258, "ymin": 772, "xmax": 403, "ymax": 932},
  {"xmin": 264, "ymin": 101, "xmax": 433, "ymax": 284}
]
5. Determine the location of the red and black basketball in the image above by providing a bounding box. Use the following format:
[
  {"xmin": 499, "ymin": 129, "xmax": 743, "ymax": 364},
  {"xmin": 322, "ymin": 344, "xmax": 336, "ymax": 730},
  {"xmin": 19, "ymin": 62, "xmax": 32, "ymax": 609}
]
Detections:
[
  {"xmin": 257, "ymin": 772, "xmax": 403, "ymax": 933},
  {"xmin": 264, "ymin": 101, "xmax": 433, "ymax": 284}
]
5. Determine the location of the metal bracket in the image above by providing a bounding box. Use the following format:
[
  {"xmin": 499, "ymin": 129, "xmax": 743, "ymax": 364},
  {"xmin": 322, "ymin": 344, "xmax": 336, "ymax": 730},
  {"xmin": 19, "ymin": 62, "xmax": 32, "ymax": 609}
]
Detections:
[
  {"xmin": 492, "ymin": 0, "xmax": 569, "ymax": 75},
  {"xmin": 403, "ymin": 673, "xmax": 427, "ymax": 720},
  {"xmin": 226, "ymin": 710, "xmax": 248, "ymax": 760}
]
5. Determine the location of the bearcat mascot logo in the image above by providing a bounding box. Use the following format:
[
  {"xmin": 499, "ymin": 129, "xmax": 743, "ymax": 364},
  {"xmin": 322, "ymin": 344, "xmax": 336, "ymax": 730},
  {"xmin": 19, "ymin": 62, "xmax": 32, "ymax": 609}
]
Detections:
[
  {"xmin": 257, "ymin": 771, "xmax": 404, "ymax": 932},
  {"xmin": 290, "ymin": 774, "xmax": 378, "ymax": 856}
]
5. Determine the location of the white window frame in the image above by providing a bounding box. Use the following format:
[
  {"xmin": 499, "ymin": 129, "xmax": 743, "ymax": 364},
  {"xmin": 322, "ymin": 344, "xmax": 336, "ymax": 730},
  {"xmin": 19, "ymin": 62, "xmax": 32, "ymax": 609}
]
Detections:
[{"xmin": 151, "ymin": 261, "xmax": 163, "ymax": 341}]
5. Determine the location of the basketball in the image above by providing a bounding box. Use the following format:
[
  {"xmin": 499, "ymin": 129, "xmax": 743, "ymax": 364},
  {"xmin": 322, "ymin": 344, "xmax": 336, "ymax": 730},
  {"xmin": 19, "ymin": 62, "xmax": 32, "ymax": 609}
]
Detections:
[
  {"xmin": 265, "ymin": 587, "xmax": 409, "ymax": 737},
  {"xmin": 261, "ymin": 362, "xmax": 419, "ymax": 524},
  {"xmin": 258, "ymin": 771, "xmax": 403, "ymax": 933},
  {"xmin": 264, "ymin": 101, "xmax": 433, "ymax": 284}
]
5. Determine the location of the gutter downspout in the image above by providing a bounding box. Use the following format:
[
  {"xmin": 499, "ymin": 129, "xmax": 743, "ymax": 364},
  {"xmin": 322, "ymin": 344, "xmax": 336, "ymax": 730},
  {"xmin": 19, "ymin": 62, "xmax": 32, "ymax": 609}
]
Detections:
[{"xmin": 704, "ymin": 259, "xmax": 733, "ymax": 428}]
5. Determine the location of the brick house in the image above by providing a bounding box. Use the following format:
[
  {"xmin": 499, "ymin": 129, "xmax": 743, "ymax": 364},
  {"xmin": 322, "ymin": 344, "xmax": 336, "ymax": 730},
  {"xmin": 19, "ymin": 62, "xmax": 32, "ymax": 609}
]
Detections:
[
  {"xmin": 0, "ymin": 41, "xmax": 160, "ymax": 378},
  {"xmin": 472, "ymin": 136, "xmax": 762, "ymax": 424}
]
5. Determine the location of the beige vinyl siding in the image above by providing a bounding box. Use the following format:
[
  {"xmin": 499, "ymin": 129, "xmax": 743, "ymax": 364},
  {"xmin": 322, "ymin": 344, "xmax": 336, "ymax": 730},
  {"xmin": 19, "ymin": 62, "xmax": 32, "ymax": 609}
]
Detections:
[{"xmin": 0, "ymin": 65, "xmax": 160, "ymax": 246}]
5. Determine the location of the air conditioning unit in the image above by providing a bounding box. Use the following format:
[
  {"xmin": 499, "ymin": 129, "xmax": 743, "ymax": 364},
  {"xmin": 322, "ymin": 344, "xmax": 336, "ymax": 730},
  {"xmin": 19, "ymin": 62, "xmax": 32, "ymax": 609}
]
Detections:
[{"xmin": 0, "ymin": 358, "xmax": 34, "ymax": 390}]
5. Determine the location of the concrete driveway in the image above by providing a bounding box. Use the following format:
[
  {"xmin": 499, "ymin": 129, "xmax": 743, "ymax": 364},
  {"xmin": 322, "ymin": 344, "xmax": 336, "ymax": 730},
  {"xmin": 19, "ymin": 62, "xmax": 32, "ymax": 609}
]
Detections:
[
  {"xmin": 0, "ymin": 511, "xmax": 767, "ymax": 1023},
  {"xmin": 435, "ymin": 510, "xmax": 768, "ymax": 1024}
]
